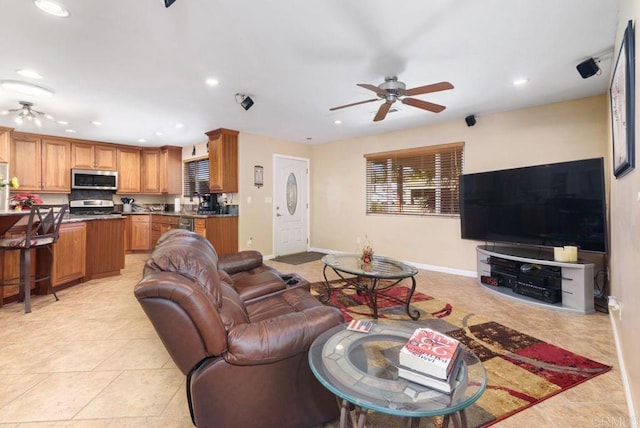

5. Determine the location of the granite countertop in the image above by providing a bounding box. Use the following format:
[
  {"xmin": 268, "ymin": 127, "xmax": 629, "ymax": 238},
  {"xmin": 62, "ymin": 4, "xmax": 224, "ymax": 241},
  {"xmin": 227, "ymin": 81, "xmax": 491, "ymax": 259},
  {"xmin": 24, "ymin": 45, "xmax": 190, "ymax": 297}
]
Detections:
[
  {"xmin": 63, "ymin": 214, "xmax": 125, "ymax": 223},
  {"xmin": 119, "ymin": 212, "xmax": 238, "ymax": 218}
]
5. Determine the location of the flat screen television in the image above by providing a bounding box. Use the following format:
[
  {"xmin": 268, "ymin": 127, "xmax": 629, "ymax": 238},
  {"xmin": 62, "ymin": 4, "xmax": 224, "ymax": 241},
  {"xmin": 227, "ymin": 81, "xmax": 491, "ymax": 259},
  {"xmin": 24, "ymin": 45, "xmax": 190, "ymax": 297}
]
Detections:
[{"xmin": 459, "ymin": 158, "xmax": 607, "ymax": 253}]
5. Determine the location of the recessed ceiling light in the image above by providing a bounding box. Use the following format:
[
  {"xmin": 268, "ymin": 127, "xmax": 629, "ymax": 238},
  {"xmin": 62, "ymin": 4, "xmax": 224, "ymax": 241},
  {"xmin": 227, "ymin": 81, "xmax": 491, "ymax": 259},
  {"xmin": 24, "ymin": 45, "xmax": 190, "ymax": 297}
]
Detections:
[
  {"xmin": 513, "ymin": 78, "xmax": 529, "ymax": 86},
  {"xmin": 0, "ymin": 110, "xmax": 9, "ymax": 116},
  {"xmin": 65, "ymin": 128, "xmax": 76, "ymax": 133},
  {"xmin": 34, "ymin": 0, "xmax": 70, "ymax": 17},
  {"xmin": 45, "ymin": 114, "xmax": 55, "ymax": 120},
  {"xmin": 91, "ymin": 120, "xmax": 102, "ymax": 126},
  {"xmin": 205, "ymin": 78, "xmax": 220, "ymax": 87},
  {"xmin": 57, "ymin": 120, "xmax": 68, "ymax": 125},
  {"xmin": 155, "ymin": 131, "xmax": 163, "ymax": 136},
  {"xmin": 138, "ymin": 138, "xmax": 147, "ymax": 143},
  {"xmin": 175, "ymin": 123, "xmax": 184, "ymax": 128},
  {"xmin": 16, "ymin": 69, "xmax": 43, "ymax": 79},
  {"xmin": 0, "ymin": 80, "xmax": 54, "ymax": 97},
  {"xmin": 334, "ymin": 120, "xmax": 342, "ymax": 125}
]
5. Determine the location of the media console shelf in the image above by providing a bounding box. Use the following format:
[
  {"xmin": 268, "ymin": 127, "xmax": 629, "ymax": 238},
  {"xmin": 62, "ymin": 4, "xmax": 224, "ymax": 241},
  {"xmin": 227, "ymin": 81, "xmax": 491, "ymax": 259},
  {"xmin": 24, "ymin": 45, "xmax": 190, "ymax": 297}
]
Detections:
[{"xmin": 476, "ymin": 245, "xmax": 595, "ymax": 314}]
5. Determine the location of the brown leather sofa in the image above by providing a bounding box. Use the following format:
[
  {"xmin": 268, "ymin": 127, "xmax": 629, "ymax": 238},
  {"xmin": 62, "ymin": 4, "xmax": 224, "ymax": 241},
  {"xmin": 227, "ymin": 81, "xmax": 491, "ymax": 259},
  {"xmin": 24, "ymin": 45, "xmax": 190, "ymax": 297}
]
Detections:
[{"xmin": 135, "ymin": 229, "xmax": 343, "ymax": 428}]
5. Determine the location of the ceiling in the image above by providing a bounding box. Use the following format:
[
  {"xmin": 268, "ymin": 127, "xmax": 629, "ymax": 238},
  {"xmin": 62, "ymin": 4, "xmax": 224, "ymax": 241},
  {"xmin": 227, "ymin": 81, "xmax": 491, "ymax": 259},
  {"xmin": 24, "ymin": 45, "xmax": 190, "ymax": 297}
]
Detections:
[{"xmin": 0, "ymin": 0, "xmax": 621, "ymax": 147}]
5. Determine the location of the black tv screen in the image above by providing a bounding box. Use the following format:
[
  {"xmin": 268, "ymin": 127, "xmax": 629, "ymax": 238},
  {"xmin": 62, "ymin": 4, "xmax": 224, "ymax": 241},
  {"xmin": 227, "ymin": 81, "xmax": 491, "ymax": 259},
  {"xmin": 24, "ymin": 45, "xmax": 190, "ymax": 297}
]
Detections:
[{"xmin": 459, "ymin": 158, "xmax": 607, "ymax": 253}]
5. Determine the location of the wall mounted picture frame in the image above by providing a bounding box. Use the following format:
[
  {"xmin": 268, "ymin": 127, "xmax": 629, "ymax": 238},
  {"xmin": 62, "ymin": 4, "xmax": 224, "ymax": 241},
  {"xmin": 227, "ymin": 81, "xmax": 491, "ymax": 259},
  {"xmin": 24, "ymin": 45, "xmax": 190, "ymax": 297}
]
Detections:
[{"xmin": 610, "ymin": 20, "xmax": 635, "ymax": 178}]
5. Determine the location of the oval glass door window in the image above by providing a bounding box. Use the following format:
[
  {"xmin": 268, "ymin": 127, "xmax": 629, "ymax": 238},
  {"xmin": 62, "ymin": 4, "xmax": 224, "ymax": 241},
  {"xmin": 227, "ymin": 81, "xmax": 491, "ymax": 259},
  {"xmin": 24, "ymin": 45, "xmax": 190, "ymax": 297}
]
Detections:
[{"xmin": 286, "ymin": 172, "xmax": 298, "ymax": 215}]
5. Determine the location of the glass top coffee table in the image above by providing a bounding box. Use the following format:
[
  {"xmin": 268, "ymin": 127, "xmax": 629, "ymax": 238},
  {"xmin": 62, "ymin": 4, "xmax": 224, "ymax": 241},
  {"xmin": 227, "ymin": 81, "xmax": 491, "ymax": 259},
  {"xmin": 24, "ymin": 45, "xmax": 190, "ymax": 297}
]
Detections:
[
  {"xmin": 309, "ymin": 322, "xmax": 486, "ymax": 428},
  {"xmin": 321, "ymin": 254, "xmax": 420, "ymax": 319}
]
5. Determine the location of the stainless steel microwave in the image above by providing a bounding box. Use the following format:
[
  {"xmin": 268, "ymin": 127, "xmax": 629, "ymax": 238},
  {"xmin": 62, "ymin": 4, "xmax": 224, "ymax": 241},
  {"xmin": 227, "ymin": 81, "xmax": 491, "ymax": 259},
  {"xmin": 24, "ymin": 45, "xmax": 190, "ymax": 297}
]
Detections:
[{"xmin": 71, "ymin": 169, "xmax": 118, "ymax": 190}]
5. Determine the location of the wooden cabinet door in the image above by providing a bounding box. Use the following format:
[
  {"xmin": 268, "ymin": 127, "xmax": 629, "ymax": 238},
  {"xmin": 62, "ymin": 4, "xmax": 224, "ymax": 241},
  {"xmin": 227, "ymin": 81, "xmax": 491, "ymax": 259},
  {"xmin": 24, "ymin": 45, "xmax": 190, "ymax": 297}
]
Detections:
[
  {"xmin": 117, "ymin": 148, "xmax": 141, "ymax": 193},
  {"xmin": 206, "ymin": 128, "xmax": 238, "ymax": 193},
  {"xmin": 160, "ymin": 146, "xmax": 182, "ymax": 194},
  {"xmin": 72, "ymin": 143, "xmax": 117, "ymax": 170},
  {"xmin": 70, "ymin": 142, "xmax": 95, "ymax": 169},
  {"xmin": 194, "ymin": 218, "xmax": 206, "ymax": 237},
  {"xmin": 141, "ymin": 149, "xmax": 161, "ymax": 193},
  {"xmin": 0, "ymin": 127, "xmax": 11, "ymax": 163},
  {"xmin": 94, "ymin": 145, "xmax": 117, "ymax": 170},
  {"xmin": 205, "ymin": 216, "xmax": 238, "ymax": 255},
  {"xmin": 124, "ymin": 215, "xmax": 131, "ymax": 252},
  {"xmin": 0, "ymin": 229, "xmax": 36, "ymax": 305},
  {"xmin": 41, "ymin": 139, "xmax": 71, "ymax": 192},
  {"xmin": 10, "ymin": 134, "xmax": 42, "ymax": 191},
  {"xmin": 50, "ymin": 222, "xmax": 86, "ymax": 286},
  {"xmin": 130, "ymin": 215, "xmax": 150, "ymax": 250}
]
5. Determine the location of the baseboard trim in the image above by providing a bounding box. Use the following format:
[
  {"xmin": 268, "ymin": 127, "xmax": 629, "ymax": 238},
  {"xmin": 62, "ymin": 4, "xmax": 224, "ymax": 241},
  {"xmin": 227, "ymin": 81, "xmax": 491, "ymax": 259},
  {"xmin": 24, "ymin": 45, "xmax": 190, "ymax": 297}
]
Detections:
[
  {"xmin": 308, "ymin": 247, "xmax": 476, "ymax": 278},
  {"xmin": 609, "ymin": 312, "xmax": 638, "ymax": 427}
]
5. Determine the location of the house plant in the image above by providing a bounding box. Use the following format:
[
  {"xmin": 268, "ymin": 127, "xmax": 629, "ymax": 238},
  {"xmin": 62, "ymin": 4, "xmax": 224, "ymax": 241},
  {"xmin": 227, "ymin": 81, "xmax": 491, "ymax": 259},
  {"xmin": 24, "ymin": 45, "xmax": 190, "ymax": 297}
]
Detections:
[{"xmin": 10, "ymin": 192, "xmax": 43, "ymax": 211}]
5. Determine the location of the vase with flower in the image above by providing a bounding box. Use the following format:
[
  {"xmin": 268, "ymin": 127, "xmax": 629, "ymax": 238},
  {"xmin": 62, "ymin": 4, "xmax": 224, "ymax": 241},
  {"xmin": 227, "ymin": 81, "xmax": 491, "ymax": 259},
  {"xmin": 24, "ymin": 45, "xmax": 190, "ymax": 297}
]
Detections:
[
  {"xmin": 0, "ymin": 174, "xmax": 19, "ymax": 211},
  {"xmin": 360, "ymin": 235, "xmax": 374, "ymax": 268},
  {"xmin": 10, "ymin": 192, "xmax": 43, "ymax": 211}
]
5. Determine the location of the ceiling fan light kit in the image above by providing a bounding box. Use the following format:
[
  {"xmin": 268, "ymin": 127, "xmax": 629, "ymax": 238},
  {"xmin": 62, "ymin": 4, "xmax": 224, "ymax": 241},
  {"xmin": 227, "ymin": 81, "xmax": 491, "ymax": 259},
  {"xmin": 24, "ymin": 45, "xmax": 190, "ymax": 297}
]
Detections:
[
  {"xmin": 330, "ymin": 76, "xmax": 454, "ymax": 122},
  {"xmin": 8, "ymin": 101, "xmax": 47, "ymax": 127}
]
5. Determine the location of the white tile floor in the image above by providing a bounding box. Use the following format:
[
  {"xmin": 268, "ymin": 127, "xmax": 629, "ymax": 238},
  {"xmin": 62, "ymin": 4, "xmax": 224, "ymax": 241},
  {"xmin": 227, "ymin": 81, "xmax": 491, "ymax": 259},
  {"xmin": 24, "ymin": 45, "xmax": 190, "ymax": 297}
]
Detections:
[{"xmin": 0, "ymin": 254, "xmax": 630, "ymax": 427}]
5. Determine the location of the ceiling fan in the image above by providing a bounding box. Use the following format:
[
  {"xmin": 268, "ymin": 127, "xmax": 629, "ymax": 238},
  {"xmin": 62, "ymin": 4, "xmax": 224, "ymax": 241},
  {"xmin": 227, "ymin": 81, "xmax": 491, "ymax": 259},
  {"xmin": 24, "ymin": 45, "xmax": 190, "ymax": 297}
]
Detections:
[
  {"xmin": 330, "ymin": 76, "xmax": 454, "ymax": 122},
  {"xmin": 3, "ymin": 101, "xmax": 48, "ymax": 127}
]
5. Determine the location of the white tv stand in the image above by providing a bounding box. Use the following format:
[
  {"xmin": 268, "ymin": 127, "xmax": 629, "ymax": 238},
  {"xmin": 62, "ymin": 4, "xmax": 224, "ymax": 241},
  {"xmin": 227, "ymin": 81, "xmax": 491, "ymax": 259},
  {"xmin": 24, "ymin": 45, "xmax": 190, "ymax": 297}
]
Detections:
[{"xmin": 476, "ymin": 245, "xmax": 595, "ymax": 314}]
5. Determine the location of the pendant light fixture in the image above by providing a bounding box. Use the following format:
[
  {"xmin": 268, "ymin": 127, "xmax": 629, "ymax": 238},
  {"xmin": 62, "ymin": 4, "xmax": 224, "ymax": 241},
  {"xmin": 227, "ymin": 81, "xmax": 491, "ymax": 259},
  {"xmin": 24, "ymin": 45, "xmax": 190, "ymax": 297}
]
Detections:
[{"xmin": 5, "ymin": 101, "xmax": 47, "ymax": 127}]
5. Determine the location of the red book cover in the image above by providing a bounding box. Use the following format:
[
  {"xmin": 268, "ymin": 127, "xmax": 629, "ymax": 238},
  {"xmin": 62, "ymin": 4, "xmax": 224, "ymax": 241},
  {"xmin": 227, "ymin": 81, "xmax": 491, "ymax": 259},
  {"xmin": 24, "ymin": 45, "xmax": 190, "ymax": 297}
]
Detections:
[{"xmin": 399, "ymin": 328, "xmax": 461, "ymax": 379}]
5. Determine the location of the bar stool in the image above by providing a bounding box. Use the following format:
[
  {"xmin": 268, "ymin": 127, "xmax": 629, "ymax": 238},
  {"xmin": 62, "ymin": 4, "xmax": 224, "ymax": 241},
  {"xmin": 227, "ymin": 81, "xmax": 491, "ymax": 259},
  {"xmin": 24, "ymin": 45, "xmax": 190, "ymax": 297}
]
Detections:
[{"xmin": 0, "ymin": 204, "xmax": 68, "ymax": 313}]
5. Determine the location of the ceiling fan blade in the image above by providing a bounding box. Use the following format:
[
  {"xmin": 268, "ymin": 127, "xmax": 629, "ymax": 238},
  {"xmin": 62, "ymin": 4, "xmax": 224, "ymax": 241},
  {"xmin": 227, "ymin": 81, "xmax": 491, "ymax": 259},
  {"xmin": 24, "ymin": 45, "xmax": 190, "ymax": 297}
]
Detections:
[
  {"xmin": 404, "ymin": 81, "xmax": 454, "ymax": 96},
  {"xmin": 373, "ymin": 102, "xmax": 392, "ymax": 122},
  {"xmin": 357, "ymin": 83, "xmax": 387, "ymax": 97},
  {"xmin": 402, "ymin": 97, "xmax": 446, "ymax": 113},
  {"xmin": 329, "ymin": 98, "xmax": 379, "ymax": 111}
]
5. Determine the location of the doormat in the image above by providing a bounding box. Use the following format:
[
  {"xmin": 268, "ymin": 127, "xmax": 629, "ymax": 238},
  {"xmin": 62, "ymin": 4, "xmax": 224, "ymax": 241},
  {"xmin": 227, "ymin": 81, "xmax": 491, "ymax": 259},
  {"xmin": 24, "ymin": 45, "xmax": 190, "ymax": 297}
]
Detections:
[
  {"xmin": 271, "ymin": 251, "xmax": 326, "ymax": 265},
  {"xmin": 309, "ymin": 281, "xmax": 612, "ymax": 427}
]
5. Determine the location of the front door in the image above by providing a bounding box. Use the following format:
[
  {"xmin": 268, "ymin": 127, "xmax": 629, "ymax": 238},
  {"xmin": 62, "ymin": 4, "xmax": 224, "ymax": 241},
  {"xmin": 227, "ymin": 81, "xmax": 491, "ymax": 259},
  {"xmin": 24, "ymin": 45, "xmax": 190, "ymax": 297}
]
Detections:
[{"xmin": 274, "ymin": 156, "xmax": 309, "ymax": 256}]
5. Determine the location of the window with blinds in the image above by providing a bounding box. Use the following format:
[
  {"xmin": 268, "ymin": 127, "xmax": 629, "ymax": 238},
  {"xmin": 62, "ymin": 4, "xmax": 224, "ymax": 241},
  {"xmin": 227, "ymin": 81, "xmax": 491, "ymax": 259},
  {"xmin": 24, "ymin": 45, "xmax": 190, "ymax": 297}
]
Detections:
[
  {"xmin": 365, "ymin": 142, "xmax": 464, "ymax": 216},
  {"xmin": 183, "ymin": 158, "xmax": 210, "ymax": 196}
]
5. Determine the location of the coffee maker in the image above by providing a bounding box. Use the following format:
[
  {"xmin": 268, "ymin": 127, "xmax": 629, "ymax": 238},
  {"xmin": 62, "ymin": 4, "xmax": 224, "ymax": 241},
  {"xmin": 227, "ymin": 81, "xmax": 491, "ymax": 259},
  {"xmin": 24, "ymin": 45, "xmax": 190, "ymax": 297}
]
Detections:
[{"xmin": 197, "ymin": 193, "xmax": 220, "ymax": 214}]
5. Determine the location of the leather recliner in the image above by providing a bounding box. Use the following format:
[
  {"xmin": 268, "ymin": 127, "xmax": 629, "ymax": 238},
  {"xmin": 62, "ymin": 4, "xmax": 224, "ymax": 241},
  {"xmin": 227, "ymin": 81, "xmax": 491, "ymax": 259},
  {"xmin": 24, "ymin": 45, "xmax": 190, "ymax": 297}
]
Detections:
[{"xmin": 135, "ymin": 229, "xmax": 343, "ymax": 428}]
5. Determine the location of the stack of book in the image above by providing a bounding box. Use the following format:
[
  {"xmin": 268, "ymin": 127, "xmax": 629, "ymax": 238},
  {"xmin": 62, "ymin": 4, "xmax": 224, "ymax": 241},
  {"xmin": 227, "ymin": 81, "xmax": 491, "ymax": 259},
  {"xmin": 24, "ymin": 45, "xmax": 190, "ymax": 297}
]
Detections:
[{"xmin": 397, "ymin": 327, "xmax": 463, "ymax": 394}]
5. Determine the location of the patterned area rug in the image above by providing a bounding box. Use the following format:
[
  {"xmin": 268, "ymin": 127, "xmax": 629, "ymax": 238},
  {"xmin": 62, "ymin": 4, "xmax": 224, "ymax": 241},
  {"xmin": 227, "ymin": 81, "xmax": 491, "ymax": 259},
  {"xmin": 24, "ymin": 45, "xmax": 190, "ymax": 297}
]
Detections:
[{"xmin": 310, "ymin": 281, "xmax": 611, "ymax": 427}]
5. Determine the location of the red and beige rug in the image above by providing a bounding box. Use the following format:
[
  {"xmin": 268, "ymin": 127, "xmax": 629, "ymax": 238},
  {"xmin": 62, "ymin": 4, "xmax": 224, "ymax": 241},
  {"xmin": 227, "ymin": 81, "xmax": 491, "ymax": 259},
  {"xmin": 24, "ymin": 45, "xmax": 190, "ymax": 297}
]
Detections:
[{"xmin": 310, "ymin": 282, "xmax": 611, "ymax": 427}]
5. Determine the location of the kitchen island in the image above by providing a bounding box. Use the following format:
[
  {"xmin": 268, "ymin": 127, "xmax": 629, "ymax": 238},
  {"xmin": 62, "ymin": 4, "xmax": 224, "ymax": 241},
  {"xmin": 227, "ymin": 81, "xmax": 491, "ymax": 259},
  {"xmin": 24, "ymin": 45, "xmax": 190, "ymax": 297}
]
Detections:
[{"xmin": 0, "ymin": 212, "xmax": 125, "ymax": 307}]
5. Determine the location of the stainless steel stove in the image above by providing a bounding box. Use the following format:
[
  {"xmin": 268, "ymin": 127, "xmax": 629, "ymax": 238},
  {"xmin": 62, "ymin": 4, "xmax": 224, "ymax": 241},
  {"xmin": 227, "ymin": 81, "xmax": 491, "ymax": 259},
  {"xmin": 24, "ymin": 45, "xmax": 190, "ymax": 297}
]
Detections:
[{"xmin": 69, "ymin": 199, "xmax": 116, "ymax": 215}]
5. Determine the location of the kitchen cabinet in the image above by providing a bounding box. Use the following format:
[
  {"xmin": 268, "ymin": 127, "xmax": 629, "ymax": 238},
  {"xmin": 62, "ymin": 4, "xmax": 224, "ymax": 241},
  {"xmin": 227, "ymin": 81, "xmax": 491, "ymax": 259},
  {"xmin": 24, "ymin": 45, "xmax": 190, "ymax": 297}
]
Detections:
[
  {"xmin": 142, "ymin": 149, "xmax": 161, "ymax": 193},
  {"xmin": 205, "ymin": 216, "xmax": 238, "ymax": 255},
  {"xmin": 43, "ymin": 222, "xmax": 87, "ymax": 288},
  {"xmin": 71, "ymin": 142, "xmax": 117, "ymax": 170},
  {"xmin": 151, "ymin": 215, "xmax": 179, "ymax": 247},
  {"xmin": 0, "ymin": 126, "xmax": 11, "ymax": 163},
  {"xmin": 117, "ymin": 147, "xmax": 141, "ymax": 193},
  {"xmin": 142, "ymin": 146, "xmax": 182, "ymax": 195},
  {"xmin": 206, "ymin": 128, "xmax": 238, "ymax": 193},
  {"xmin": 130, "ymin": 214, "xmax": 151, "ymax": 251},
  {"xmin": 85, "ymin": 218, "xmax": 125, "ymax": 280},
  {"xmin": 0, "ymin": 228, "xmax": 36, "ymax": 306},
  {"xmin": 10, "ymin": 134, "xmax": 70, "ymax": 192},
  {"xmin": 194, "ymin": 218, "xmax": 206, "ymax": 237},
  {"xmin": 123, "ymin": 215, "xmax": 131, "ymax": 252},
  {"xmin": 160, "ymin": 146, "xmax": 182, "ymax": 194}
]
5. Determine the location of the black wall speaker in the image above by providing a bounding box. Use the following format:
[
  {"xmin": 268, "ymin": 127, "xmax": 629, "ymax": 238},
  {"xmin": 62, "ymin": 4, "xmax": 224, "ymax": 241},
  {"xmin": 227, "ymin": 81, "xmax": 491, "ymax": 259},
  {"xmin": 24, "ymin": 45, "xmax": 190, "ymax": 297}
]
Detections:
[
  {"xmin": 241, "ymin": 96, "xmax": 254, "ymax": 111},
  {"xmin": 577, "ymin": 58, "xmax": 599, "ymax": 79},
  {"xmin": 465, "ymin": 114, "xmax": 476, "ymax": 127},
  {"xmin": 164, "ymin": 0, "xmax": 177, "ymax": 7}
]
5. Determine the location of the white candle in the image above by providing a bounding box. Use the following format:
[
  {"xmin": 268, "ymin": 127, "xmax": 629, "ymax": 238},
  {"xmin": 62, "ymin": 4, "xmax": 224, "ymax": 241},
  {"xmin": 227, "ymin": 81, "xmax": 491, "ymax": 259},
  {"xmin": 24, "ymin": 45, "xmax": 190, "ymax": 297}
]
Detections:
[
  {"xmin": 554, "ymin": 247, "xmax": 566, "ymax": 262},
  {"xmin": 564, "ymin": 246, "xmax": 578, "ymax": 262}
]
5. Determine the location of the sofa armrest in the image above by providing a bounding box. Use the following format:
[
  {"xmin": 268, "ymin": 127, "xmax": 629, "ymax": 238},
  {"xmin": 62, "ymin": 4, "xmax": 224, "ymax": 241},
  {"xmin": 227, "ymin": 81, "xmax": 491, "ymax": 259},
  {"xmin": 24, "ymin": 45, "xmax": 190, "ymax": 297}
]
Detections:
[
  {"xmin": 218, "ymin": 250, "xmax": 265, "ymax": 275},
  {"xmin": 224, "ymin": 306, "xmax": 343, "ymax": 365}
]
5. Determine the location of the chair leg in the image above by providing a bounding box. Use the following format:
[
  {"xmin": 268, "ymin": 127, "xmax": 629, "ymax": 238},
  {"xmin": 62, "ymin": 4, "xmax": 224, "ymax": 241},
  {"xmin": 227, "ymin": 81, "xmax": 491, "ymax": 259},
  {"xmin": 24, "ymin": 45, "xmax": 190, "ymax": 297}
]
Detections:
[
  {"xmin": 21, "ymin": 249, "xmax": 32, "ymax": 314},
  {"xmin": 47, "ymin": 246, "xmax": 59, "ymax": 301}
]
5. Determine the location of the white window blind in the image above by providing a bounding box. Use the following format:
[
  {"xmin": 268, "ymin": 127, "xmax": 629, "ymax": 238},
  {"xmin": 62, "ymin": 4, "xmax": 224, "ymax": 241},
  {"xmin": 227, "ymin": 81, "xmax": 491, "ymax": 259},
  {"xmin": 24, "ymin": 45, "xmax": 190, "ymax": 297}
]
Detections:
[
  {"xmin": 183, "ymin": 158, "xmax": 210, "ymax": 196},
  {"xmin": 365, "ymin": 142, "xmax": 464, "ymax": 216}
]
